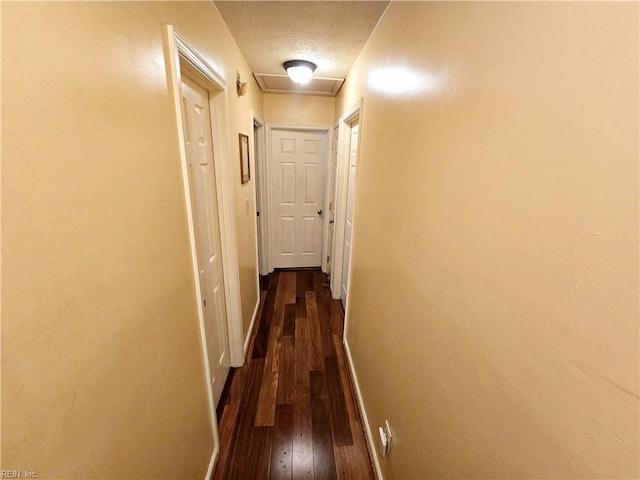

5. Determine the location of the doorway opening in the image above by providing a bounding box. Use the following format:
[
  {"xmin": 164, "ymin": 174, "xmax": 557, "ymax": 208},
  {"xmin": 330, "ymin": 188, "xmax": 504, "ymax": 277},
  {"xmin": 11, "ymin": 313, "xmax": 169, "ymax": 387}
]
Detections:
[
  {"xmin": 330, "ymin": 100, "xmax": 363, "ymax": 314},
  {"xmin": 262, "ymin": 124, "xmax": 332, "ymax": 272},
  {"xmin": 326, "ymin": 124, "xmax": 340, "ymax": 278},
  {"xmin": 180, "ymin": 73, "xmax": 230, "ymax": 407},
  {"xmin": 162, "ymin": 25, "xmax": 245, "ymax": 477},
  {"xmin": 253, "ymin": 115, "xmax": 268, "ymax": 276}
]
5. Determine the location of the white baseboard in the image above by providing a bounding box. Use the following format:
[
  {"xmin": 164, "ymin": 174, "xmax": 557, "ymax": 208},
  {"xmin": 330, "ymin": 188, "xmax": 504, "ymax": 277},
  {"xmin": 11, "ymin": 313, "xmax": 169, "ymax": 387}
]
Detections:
[
  {"xmin": 343, "ymin": 338, "xmax": 384, "ymax": 480},
  {"xmin": 205, "ymin": 445, "xmax": 219, "ymax": 480},
  {"xmin": 243, "ymin": 298, "xmax": 261, "ymax": 358}
]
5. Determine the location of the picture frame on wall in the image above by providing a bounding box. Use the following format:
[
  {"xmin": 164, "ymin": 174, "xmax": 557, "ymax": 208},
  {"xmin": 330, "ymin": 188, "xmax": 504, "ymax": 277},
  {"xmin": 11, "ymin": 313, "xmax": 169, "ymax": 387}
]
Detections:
[{"xmin": 239, "ymin": 133, "xmax": 250, "ymax": 184}]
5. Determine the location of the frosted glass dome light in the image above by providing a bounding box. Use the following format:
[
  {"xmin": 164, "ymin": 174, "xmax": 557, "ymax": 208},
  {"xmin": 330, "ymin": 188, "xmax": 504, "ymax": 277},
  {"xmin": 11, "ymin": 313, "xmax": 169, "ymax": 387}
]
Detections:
[{"xmin": 284, "ymin": 60, "xmax": 317, "ymax": 85}]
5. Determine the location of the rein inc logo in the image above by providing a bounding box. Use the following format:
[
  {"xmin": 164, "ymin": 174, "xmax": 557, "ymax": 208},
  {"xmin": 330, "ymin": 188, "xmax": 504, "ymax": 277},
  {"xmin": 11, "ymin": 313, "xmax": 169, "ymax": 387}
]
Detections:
[{"xmin": 2, "ymin": 471, "xmax": 38, "ymax": 478}]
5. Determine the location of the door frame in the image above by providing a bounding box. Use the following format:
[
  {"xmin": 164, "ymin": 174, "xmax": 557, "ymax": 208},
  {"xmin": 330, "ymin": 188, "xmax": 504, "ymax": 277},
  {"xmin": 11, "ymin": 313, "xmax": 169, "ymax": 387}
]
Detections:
[
  {"xmin": 326, "ymin": 123, "xmax": 340, "ymax": 277},
  {"xmin": 162, "ymin": 25, "xmax": 244, "ymax": 477},
  {"xmin": 264, "ymin": 123, "xmax": 333, "ymax": 273},
  {"xmin": 252, "ymin": 112, "xmax": 269, "ymax": 276},
  {"xmin": 330, "ymin": 100, "xmax": 363, "ymax": 307}
]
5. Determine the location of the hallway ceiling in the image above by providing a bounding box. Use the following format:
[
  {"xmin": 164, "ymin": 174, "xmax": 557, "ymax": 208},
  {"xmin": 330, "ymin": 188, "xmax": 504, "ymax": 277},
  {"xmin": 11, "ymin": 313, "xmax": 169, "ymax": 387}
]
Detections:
[{"xmin": 215, "ymin": 1, "xmax": 389, "ymax": 95}]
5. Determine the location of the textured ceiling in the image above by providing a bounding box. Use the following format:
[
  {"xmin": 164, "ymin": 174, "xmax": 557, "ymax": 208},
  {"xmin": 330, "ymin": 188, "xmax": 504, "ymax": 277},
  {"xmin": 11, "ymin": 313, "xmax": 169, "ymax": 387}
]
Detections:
[{"xmin": 215, "ymin": 1, "xmax": 389, "ymax": 92}]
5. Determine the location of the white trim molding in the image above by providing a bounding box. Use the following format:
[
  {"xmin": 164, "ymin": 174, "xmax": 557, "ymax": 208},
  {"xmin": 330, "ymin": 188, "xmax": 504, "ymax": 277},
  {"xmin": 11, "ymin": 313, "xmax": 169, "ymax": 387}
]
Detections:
[
  {"xmin": 210, "ymin": 90, "xmax": 244, "ymax": 370},
  {"xmin": 205, "ymin": 446, "xmax": 219, "ymax": 480},
  {"xmin": 264, "ymin": 123, "xmax": 333, "ymax": 273},
  {"xmin": 253, "ymin": 112, "xmax": 269, "ymax": 276},
  {"xmin": 323, "ymin": 125, "xmax": 338, "ymax": 274},
  {"xmin": 244, "ymin": 297, "xmax": 261, "ymax": 358},
  {"xmin": 174, "ymin": 33, "xmax": 227, "ymax": 92},
  {"xmin": 343, "ymin": 338, "xmax": 384, "ymax": 480}
]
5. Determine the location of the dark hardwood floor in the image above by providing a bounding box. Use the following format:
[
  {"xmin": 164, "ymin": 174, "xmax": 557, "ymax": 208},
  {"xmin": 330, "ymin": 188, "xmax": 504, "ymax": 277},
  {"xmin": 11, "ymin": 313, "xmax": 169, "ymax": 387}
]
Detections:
[{"xmin": 213, "ymin": 269, "xmax": 375, "ymax": 480}]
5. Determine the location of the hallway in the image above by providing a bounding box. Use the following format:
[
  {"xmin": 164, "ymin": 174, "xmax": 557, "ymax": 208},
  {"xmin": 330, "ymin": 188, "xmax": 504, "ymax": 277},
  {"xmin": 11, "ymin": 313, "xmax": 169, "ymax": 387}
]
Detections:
[
  {"xmin": 3, "ymin": 2, "xmax": 637, "ymax": 478},
  {"xmin": 213, "ymin": 270, "xmax": 374, "ymax": 480}
]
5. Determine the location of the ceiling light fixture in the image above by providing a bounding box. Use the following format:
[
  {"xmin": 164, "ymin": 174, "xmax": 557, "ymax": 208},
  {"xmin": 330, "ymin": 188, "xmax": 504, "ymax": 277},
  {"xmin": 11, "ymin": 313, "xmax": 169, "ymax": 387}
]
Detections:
[{"xmin": 284, "ymin": 60, "xmax": 317, "ymax": 85}]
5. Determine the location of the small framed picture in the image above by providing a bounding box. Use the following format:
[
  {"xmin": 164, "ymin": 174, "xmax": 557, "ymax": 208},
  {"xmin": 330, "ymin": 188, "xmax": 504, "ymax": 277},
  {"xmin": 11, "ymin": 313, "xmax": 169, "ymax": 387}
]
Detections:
[{"xmin": 239, "ymin": 133, "xmax": 250, "ymax": 184}]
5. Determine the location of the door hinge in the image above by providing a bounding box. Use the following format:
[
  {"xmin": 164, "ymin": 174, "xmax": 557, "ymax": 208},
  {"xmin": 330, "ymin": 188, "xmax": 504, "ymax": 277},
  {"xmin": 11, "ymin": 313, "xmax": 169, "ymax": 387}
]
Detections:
[
  {"xmin": 256, "ymin": 211, "xmax": 260, "ymax": 217},
  {"xmin": 327, "ymin": 255, "xmax": 330, "ymax": 262}
]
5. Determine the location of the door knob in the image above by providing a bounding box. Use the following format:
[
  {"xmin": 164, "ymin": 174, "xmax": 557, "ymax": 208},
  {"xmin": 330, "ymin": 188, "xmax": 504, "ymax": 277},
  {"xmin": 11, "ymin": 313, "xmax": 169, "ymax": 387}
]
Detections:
[{"xmin": 317, "ymin": 209, "xmax": 323, "ymax": 215}]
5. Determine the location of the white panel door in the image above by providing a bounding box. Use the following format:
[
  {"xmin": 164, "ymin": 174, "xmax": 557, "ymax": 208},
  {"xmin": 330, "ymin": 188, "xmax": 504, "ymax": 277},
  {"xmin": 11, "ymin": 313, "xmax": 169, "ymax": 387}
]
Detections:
[
  {"xmin": 181, "ymin": 76, "xmax": 229, "ymax": 406},
  {"xmin": 271, "ymin": 130, "xmax": 327, "ymax": 268},
  {"xmin": 341, "ymin": 123, "xmax": 359, "ymax": 308}
]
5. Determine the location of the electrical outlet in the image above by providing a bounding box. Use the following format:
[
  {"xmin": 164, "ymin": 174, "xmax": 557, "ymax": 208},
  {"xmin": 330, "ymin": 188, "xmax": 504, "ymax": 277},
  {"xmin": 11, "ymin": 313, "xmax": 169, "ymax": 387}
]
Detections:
[
  {"xmin": 379, "ymin": 420, "xmax": 393, "ymax": 456},
  {"xmin": 378, "ymin": 427, "xmax": 388, "ymax": 456},
  {"xmin": 385, "ymin": 420, "xmax": 393, "ymax": 445}
]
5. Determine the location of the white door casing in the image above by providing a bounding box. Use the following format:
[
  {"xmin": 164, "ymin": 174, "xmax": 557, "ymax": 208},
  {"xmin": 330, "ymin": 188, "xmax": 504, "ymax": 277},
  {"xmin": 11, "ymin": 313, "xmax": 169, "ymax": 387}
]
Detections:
[
  {"xmin": 270, "ymin": 129, "xmax": 327, "ymax": 268},
  {"xmin": 180, "ymin": 76, "xmax": 230, "ymax": 406},
  {"xmin": 341, "ymin": 122, "xmax": 359, "ymax": 308},
  {"xmin": 254, "ymin": 123, "xmax": 263, "ymax": 271},
  {"xmin": 327, "ymin": 125, "xmax": 339, "ymax": 276},
  {"xmin": 253, "ymin": 114, "xmax": 269, "ymax": 276}
]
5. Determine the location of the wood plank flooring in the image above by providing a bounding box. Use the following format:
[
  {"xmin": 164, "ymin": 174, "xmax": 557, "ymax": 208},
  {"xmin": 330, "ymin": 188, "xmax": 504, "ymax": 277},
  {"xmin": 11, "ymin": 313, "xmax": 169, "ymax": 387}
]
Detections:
[{"xmin": 213, "ymin": 269, "xmax": 375, "ymax": 480}]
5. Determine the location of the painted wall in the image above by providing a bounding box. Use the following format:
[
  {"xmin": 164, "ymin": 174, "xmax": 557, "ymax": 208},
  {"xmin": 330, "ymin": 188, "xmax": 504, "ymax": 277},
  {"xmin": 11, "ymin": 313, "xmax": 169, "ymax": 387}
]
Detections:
[
  {"xmin": 264, "ymin": 93, "xmax": 335, "ymax": 126},
  {"xmin": 1, "ymin": 1, "xmax": 261, "ymax": 477},
  {"xmin": 230, "ymin": 63, "xmax": 262, "ymax": 340},
  {"xmin": 337, "ymin": 2, "xmax": 639, "ymax": 479}
]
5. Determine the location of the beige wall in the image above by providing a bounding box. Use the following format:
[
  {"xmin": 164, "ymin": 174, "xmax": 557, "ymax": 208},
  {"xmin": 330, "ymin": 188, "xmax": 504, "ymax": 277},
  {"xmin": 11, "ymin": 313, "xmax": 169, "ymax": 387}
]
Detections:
[
  {"xmin": 264, "ymin": 93, "xmax": 335, "ymax": 126},
  {"xmin": 1, "ymin": 1, "xmax": 261, "ymax": 477},
  {"xmin": 337, "ymin": 2, "xmax": 639, "ymax": 479},
  {"xmin": 231, "ymin": 62, "xmax": 262, "ymax": 338}
]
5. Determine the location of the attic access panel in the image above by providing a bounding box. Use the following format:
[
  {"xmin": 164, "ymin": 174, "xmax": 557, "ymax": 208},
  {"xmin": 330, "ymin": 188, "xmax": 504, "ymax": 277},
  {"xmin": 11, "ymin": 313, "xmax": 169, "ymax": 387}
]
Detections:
[{"xmin": 253, "ymin": 73, "xmax": 344, "ymax": 96}]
